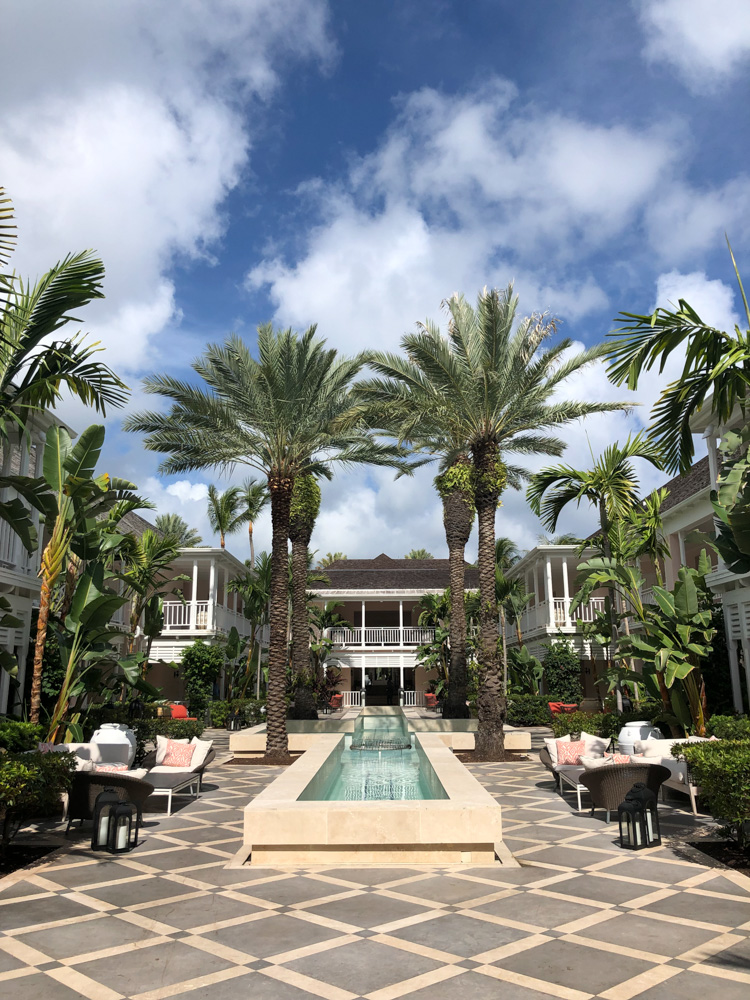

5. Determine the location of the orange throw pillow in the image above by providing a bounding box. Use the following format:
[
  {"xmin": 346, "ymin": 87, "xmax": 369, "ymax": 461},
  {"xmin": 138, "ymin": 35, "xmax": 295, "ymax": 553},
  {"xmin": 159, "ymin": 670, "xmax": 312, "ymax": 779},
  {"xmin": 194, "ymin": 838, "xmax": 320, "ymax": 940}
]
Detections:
[
  {"xmin": 556, "ymin": 740, "xmax": 586, "ymax": 765},
  {"xmin": 162, "ymin": 740, "xmax": 196, "ymax": 768}
]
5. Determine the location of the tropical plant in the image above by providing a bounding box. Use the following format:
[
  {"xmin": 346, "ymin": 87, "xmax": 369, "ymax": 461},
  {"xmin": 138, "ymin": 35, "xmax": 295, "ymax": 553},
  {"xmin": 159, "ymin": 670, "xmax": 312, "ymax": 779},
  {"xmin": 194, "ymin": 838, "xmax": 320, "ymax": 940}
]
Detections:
[
  {"xmin": 507, "ymin": 645, "xmax": 543, "ymax": 696},
  {"xmin": 405, "ymin": 548, "xmax": 434, "ymax": 559},
  {"xmin": 606, "ymin": 241, "xmax": 750, "ymax": 474},
  {"xmin": 124, "ymin": 326, "xmax": 406, "ymax": 761},
  {"xmin": 542, "ymin": 640, "xmax": 583, "ymax": 704},
  {"xmin": 364, "ymin": 286, "xmax": 626, "ymax": 754},
  {"xmin": 154, "ymin": 513, "xmax": 202, "ymax": 547},
  {"xmin": 180, "ymin": 640, "xmax": 225, "ymax": 719},
  {"xmin": 117, "ymin": 529, "xmax": 188, "ymax": 665},
  {"xmin": 318, "ymin": 552, "xmax": 347, "ymax": 568},
  {"xmin": 207, "ymin": 484, "xmax": 244, "ymax": 549},
  {"xmin": 708, "ymin": 424, "xmax": 750, "ymax": 575},
  {"xmin": 495, "ymin": 537, "xmax": 521, "ymax": 569},
  {"xmin": 227, "ymin": 556, "xmax": 271, "ymax": 698},
  {"xmin": 29, "ymin": 425, "xmax": 141, "ymax": 723},
  {"xmin": 288, "ymin": 473, "xmax": 322, "ymax": 719},
  {"xmin": 495, "ymin": 568, "xmax": 527, "ymax": 694},
  {"xmin": 676, "ymin": 741, "xmax": 750, "ymax": 848},
  {"xmin": 0, "ymin": 751, "xmax": 77, "ymax": 849},
  {"xmin": 236, "ymin": 477, "xmax": 268, "ymax": 567},
  {"xmin": 528, "ymin": 434, "xmax": 663, "ymax": 710}
]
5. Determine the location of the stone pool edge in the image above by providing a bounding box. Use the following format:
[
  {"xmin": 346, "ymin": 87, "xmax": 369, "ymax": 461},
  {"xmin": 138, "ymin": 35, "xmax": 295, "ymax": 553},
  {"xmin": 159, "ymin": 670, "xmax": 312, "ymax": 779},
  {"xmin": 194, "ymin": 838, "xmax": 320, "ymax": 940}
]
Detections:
[{"xmin": 241, "ymin": 733, "xmax": 508, "ymax": 867}]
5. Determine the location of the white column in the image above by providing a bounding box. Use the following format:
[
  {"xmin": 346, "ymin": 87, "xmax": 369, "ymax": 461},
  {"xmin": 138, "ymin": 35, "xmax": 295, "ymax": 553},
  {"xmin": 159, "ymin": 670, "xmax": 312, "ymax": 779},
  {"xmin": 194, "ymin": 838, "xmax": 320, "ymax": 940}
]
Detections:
[
  {"xmin": 400, "ymin": 656, "xmax": 404, "ymax": 695},
  {"xmin": 678, "ymin": 530, "xmax": 687, "ymax": 566},
  {"xmin": 704, "ymin": 425, "xmax": 720, "ymax": 489},
  {"xmin": 191, "ymin": 559, "xmax": 199, "ymax": 629},
  {"xmin": 561, "ymin": 556, "xmax": 571, "ymax": 627},
  {"xmin": 727, "ymin": 639, "xmax": 745, "ymax": 714},
  {"xmin": 545, "ymin": 555, "xmax": 555, "ymax": 628},
  {"xmin": 208, "ymin": 558, "xmax": 216, "ymax": 630},
  {"xmin": 399, "ymin": 600, "xmax": 404, "ymax": 646},
  {"xmin": 742, "ymin": 640, "xmax": 750, "ymax": 716},
  {"xmin": 361, "ymin": 600, "xmax": 366, "ymax": 647}
]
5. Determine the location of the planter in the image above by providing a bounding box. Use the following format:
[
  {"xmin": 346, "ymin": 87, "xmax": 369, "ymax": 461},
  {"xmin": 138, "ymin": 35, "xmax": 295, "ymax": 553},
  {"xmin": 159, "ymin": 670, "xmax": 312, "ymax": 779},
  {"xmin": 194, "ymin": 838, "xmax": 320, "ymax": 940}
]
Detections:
[{"xmin": 617, "ymin": 720, "xmax": 661, "ymax": 755}]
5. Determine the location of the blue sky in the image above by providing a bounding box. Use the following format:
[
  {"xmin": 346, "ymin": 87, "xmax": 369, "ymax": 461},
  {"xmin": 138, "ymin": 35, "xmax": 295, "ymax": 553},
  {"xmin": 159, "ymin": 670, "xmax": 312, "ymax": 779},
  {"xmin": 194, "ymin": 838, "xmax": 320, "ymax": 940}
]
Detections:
[{"xmin": 2, "ymin": 0, "xmax": 749, "ymax": 560}]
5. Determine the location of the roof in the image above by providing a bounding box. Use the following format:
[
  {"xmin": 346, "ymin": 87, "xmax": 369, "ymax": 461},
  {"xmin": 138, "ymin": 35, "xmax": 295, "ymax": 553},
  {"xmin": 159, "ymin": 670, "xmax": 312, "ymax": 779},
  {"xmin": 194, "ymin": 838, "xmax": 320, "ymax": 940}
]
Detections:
[
  {"xmin": 317, "ymin": 553, "xmax": 479, "ymax": 591},
  {"xmin": 659, "ymin": 456, "xmax": 710, "ymax": 513},
  {"xmin": 118, "ymin": 510, "xmax": 159, "ymax": 537}
]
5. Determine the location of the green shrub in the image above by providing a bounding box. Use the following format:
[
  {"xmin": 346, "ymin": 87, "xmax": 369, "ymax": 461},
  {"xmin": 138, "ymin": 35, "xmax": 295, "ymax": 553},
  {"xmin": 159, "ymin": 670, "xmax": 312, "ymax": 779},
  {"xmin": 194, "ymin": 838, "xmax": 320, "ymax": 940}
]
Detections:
[
  {"xmin": 551, "ymin": 708, "xmax": 664, "ymax": 740},
  {"xmin": 543, "ymin": 641, "xmax": 583, "ymax": 704},
  {"xmin": 209, "ymin": 701, "xmax": 230, "ymax": 728},
  {"xmin": 130, "ymin": 718, "xmax": 205, "ymax": 764},
  {"xmin": 0, "ymin": 721, "xmax": 45, "ymax": 752},
  {"xmin": 0, "ymin": 751, "xmax": 77, "ymax": 847},
  {"xmin": 507, "ymin": 695, "xmax": 552, "ymax": 727},
  {"xmin": 678, "ymin": 741, "xmax": 750, "ymax": 848},
  {"xmin": 706, "ymin": 715, "xmax": 750, "ymax": 741},
  {"xmin": 180, "ymin": 640, "xmax": 225, "ymax": 718}
]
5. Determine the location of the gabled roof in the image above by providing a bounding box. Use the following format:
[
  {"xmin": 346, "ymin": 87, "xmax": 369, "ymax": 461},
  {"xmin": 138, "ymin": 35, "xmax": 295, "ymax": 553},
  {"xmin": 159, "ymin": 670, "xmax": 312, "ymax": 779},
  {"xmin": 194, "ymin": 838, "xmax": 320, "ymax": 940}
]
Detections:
[
  {"xmin": 118, "ymin": 510, "xmax": 159, "ymax": 537},
  {"xmin": 659, "ymin": 456, "xmax": 710, "ymax": 512},
  {"xmin": 317, "ymin": 553, "xmax": 479, "ymax": 591}
]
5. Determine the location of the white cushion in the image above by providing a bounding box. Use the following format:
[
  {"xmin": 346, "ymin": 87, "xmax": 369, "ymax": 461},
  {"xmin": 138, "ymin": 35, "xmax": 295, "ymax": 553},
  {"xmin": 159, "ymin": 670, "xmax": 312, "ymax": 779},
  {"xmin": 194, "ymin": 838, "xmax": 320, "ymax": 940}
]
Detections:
[
  {"xmin": 189, "ymin": 737, "xmax": 213, "ymax": 769},
  {"xmin": 581, "ymin": 755, "xmax": 613, "ymax": 770},
  {"xmin": 146, "ymin": 764, "xmax": 197, "ymax": 776},
  {"xmin": 155, "ymin": 734, "xmax": 188, "ymax": 764},
  {"xmin": 580, "ymin": 731, "xmax": 608, "ymax": 758},
  {"xmin": 544, "ymin": 733, "xmax": 570, "ymax": 765},
  {"xmin": 628, "ymin": 754, "xmax": 656, "ymax": 766},
  {"xmin": 634, "ymin": 738, "xmax": 682, "ymax": 758}
]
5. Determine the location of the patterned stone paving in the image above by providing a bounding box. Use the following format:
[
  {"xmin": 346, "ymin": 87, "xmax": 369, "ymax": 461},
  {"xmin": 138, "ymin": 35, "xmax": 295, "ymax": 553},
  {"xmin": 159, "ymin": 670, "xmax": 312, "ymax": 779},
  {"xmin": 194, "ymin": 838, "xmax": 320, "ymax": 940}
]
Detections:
[{"xmin": 1, "ymin": 757, "xmax": 749, "ymax": 999}]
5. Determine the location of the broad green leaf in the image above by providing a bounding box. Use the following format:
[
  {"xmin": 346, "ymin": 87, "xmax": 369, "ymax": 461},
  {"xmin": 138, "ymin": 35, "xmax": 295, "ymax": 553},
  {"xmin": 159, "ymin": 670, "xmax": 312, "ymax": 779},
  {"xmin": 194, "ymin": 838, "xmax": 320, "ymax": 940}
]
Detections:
[
  {"xmin": 63, "ymin": 424, "xmax": 105, "ymax": 480},
  {"xmin": 650, "ymin": 586, "xmax": 676, "ymax": 618},
  {"xmin": 69, "ymin": 563, "xmax": 106, "ymax": 623},
  {"xmin": 43, "ymin": 424, "xmax": 73, "ymax": 494}
]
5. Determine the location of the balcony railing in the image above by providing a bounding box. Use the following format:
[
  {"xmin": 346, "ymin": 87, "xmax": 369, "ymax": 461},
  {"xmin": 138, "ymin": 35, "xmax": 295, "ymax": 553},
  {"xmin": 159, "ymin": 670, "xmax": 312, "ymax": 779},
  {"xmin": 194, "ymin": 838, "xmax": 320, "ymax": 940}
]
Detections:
[
  {"xmin": 160, "ymin": 600, "xmax": 252, "ymax": 635},
  {"xmin": 326, "ymin": 627, "xmax": 436, "ymax": 647}
]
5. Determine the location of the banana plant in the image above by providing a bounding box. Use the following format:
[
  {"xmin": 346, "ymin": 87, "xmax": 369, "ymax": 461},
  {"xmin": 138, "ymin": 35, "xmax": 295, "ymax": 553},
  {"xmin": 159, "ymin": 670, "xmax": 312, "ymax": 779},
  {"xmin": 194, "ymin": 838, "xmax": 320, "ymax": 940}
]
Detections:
[
  {"xmin": 46, "ymin": 563, "xmax": 156, "ymax": 743},
  {"xmin": 709, "ymin": 425, "xmax": 750, "ymax": 575},
  {"xmin": 29, "ymin": 424, "xmax": 141, "ymax": 723}
]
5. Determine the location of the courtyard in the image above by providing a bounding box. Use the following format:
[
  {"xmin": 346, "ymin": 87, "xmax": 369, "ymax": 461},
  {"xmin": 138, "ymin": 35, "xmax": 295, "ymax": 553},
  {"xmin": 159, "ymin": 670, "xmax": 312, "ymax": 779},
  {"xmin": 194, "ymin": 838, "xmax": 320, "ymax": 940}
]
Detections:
[{"xmin": 1, "ymin": 743, "xmax": 749, "ymax": 1000}]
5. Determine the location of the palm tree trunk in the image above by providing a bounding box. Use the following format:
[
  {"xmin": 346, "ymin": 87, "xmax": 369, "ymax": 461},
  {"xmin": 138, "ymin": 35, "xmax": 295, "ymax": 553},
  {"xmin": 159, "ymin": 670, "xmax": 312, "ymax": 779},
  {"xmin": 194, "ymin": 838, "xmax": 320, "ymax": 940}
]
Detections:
[
  {"xmin": 249, "ymin": 521, "xmax": 255, "ymax": 568},
  {"xmin": 441, "ymin": 474, "xmax": 473, "ymax": 720},
  {"xmin": 599, "ymin": 500, "xmax": 623, "ymax": 713},
  {"xmin": 265, "ymin": 477, "xmax": 293, "ymax": 761},
  {"xmin": 501, "ymin": 606, "xmax": 508, "ymax": 696},
  {"xmin": 473, "ymin": 440, "xmax": 505, "ymax": 759},
  {"xmin": 30, "ymin": 576, "xmax": 52, "ymax": 724},
  {"xmin": 220, "ymin": 531, "xmax": 225, "ymax": 549},
  {"xmin": 291, "ymin": 535, "xmax": 317, "ymax": 719}
]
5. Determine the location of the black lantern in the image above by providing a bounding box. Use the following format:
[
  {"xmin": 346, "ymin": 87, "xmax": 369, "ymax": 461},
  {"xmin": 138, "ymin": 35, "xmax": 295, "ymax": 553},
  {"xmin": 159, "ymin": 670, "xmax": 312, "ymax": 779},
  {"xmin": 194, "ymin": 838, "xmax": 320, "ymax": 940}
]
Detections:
[
  {"xmin": 618, "ymin": 782, "xmax": 661, "ymax": 850},
  {"xmin": 108, "ymin": 801, "xmax": 139, "ymax": 853},
  {"xmin": 91, "ymin": 789, "xmax": 120, "ymax": 851}
]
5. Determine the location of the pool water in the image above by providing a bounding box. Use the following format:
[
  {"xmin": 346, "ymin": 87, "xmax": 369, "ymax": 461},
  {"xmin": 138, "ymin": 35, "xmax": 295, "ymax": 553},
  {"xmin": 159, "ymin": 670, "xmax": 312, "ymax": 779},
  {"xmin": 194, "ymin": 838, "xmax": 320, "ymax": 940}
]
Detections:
[{"xmin": 298, "ymin": 712, "xmax": 448, "ymax": 802}]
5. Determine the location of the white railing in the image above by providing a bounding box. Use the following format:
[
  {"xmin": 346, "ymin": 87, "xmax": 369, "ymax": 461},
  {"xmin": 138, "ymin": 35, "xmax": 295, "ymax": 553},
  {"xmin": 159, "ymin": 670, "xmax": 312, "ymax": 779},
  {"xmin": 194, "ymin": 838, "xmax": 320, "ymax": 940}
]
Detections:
[
  {"xmin": 640, "ymin": 587, "xmax": 657, "ymax": 605},
  {"xmin": 342, "ymin": 690, "xmax": 362, "ymax": 707},
  {"xmin": 402, "ymin": 690, "xmax": 424, "ymax": 707},
  {"xmin": 160, "ymin": 600, "xmax": 252, "ymax": 635},
  {"xmin": 326, "ymin": 627, "xmax": 436, "ymax": 646}
]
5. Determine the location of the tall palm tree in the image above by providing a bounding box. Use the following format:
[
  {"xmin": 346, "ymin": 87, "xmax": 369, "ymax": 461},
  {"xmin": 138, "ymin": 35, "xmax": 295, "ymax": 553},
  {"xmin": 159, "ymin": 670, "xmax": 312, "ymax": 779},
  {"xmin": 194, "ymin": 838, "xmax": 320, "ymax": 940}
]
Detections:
[
  {"xmin": 207, "ymin": 484, "xmax": 243, "ymax": 548},
  {"xmin": 362, "ymin": 287, "xmax": 626, "ymax": 753},
  {"xmin": 318, "ymin": 551, "xmax": 346, "ymax": 568},
  {"xmin": 288, "ymin": 473, "xmax": 321, "ymax": 718},
  {"xmin": 124, "ymin": 326, "xmax": 406, "ymax": 761},
  {"xmin": 236, "ymin": 477, "xmax": 268, "ymax": 567},
  {"xmin": 154, "ymin": 513, "xmax": 202, "ymax": 547},
  {"xmin": 405, "ymin": 548, "xmax": 434, "ymax": 559},
  {"xmin": 527, "ymin": 434, "xmax": 663, "ymax": 710},
  {"xmin": 606, "ymin": 242, "xmax": 750, "ymax": 474},
  {"xmin": 495, "ymin": 537, "xmax": 521, "ymax": 569}
]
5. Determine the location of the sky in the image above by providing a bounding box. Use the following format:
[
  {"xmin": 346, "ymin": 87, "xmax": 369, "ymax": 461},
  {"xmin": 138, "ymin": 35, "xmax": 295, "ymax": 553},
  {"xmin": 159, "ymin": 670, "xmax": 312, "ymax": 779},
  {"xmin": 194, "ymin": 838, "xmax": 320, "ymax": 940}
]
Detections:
[{"xmin": 2, "ymin": 0, "xmax": 749, "ymax": 562}]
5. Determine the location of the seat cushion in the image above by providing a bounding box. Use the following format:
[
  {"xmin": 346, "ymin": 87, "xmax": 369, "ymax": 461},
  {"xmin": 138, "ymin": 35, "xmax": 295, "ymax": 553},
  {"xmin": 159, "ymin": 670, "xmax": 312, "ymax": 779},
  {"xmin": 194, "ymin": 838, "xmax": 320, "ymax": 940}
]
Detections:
[
  {"xmin": 554, "ymin": 764, "xmax": 585, "ymax": 780},
  {"xmin": 634, "ymin": 738, "xmax": 682, "ymax": 758}
]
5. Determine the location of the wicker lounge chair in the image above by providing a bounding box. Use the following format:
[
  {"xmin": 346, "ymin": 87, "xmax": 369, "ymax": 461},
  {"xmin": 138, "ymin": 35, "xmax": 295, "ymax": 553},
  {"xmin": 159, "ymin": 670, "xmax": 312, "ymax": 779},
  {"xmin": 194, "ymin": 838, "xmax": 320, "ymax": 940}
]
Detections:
[{"xmin": 579, "ymin": 763, "xmax": 671, "ymax": 822}]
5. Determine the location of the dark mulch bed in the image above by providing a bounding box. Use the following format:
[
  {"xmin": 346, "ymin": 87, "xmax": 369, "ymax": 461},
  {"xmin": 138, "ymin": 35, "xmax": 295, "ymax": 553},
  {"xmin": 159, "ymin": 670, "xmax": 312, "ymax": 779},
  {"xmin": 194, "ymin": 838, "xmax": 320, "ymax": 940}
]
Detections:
[
  {"xmin": 455, "ymin": 750, "xmax": 529, "ymax": 763},
  {"xmin": 0, "ymin": 843, "xmax": 58, "ymax": 878},
  {"xmin": 226, "ymin": 754, "xmax": 302, "ymax": 766},
  {"xmin": 689, "ymin": 840, "xmax": 750, "ymax": 878}
]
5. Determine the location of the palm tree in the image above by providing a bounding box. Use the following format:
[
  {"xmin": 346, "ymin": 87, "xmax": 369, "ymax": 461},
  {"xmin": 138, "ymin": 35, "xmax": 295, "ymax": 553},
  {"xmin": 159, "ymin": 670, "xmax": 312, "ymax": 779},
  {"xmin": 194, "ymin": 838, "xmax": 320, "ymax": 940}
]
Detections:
[
  {"xmin": 236, "ymin": 478, "xmax": 268, "ymax": 567},
  {"xmin": 527, "ymin": 434, "xmax": 663, "ymax": 709},
  {"xmin": 405, "ymin": 548, "xmax": 434, "ymax": 559},
  {"xmin": 207, "ymin": 484, "xmax": 244, "ymax": 548},
  {"xmin": 495, "ymin": 569, "xmax": 528, "ymax": 694},
  {"xmin": 363, "ymin": 286, "xmax": 627, "ymax": 754},
  {"xmin": 606, "ymin": 242, "xmax": 750, "ymax": 474},
  {"xmin": 154, "ymin": 513, "xmax": 203, "ymax": 547},
  {"xmin": 289, "ymin": 473, "xmax": 321, "ymax": 718},
  {"xmin": 318, "ymin": 551, "xmax": 346, "ymax": 568},
  {"xmin": 495, "ymin": 537, "xmax": 521, "ymax": 569},
  {"xmin": 124, "ymin": 326, "xmax": 405, "ymax": 761}
]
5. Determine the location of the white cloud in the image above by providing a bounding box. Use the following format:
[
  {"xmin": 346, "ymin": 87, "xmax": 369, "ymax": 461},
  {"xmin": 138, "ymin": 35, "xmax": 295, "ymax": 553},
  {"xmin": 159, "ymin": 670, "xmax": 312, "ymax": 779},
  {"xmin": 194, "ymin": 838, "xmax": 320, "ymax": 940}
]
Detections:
[
  {"xmin": 646, "ymin": 178, "xmax": 750, "ymax": 263},
  {"xmin": 0, "ymin": 1, "xmax": 334, "ymax": 375},
  {"xmin": 636, "ymin": 0, "xmax": 750, "ymax": 92}
]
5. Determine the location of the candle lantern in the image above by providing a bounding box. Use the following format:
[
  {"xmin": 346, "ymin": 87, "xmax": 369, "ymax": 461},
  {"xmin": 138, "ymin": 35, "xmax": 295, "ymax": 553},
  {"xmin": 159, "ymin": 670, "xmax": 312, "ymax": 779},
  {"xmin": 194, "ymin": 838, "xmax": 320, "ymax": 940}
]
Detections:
[
  {"xmin": 91, "ymin": 789, "xmax": 120, "ymax": 851},
  {"xmin": 108, "ymin": 801, "xmax": 139, "ymax": 853},
  {"xmin": 618, "ymin": 782, "xmax": 661, "ymax": 850}
]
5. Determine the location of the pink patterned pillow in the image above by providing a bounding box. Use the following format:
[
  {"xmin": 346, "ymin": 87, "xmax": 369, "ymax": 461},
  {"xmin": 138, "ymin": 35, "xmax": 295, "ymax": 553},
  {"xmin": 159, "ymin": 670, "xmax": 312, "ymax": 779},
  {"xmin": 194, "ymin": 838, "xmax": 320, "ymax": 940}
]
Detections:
[
  {"xmin": 162, "ymin": 740, "xmax": 196, "ymax": 768},
  {"xmin": 556, "ymin": 740, "xmax": 586, "ymax": 765},
  {"xmin": 605, "ymin": 753, "xmax": 631, "ymax": 765},
  {"xmin": 94, "ymin": 763, "xmax": 128, "ymax": 773}
]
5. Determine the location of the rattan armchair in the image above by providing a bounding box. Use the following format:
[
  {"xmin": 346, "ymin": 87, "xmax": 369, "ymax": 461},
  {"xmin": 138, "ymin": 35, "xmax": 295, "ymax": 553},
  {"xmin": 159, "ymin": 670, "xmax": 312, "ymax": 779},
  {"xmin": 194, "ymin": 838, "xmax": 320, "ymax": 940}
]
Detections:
[{"xmin": 579, "ymin": 763, "xmax": 670, "ymax": 822}]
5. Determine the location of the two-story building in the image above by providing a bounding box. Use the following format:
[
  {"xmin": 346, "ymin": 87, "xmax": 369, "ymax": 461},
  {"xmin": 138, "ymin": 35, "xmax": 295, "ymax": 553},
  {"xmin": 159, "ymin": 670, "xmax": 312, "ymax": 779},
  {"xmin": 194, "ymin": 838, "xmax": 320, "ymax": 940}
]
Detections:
[{"xmin": 313, "ymin": 553, "xmax": 478, "ymax": 707}]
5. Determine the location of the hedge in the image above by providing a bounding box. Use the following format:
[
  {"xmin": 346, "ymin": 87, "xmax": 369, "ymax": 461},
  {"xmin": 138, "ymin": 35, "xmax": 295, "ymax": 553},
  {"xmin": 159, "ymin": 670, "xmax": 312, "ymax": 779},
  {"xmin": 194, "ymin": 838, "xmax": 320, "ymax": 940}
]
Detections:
[
  {"xmin": 551, "ymin": 704, "xmax": 665, "ymax": 740},
  {"xmin": 0, "ymin": 721, "xmax": 45, "ymax": 752},
  {"xmin": 506, "ymin": 695, "xmax": 552, "ymax": 727},
  {"xmin": 706, "ymin": 715, "xmax": 750, "ymax": 741},
  {"xmin": 209, "ymin": 698, "xmax": 266, "ymax": 728},
  {"xmin": 0, "ymin": 751, "xmax": 77, "ymax": 847},
  {"xmin": 678, "ymin": 740, "xmax": 750, "ymax": 848}
]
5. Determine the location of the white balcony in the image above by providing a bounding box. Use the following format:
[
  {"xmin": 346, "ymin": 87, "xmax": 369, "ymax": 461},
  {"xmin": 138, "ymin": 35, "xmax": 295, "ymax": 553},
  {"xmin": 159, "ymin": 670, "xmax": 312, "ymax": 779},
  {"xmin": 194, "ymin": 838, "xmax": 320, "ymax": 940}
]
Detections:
[
  {"xmin": 326, "ymin": 626, "xmax": 436, "ymax": 647},
  {"xmin": 161, "ymin": 600, "xmax": 252, "ymax": 636}
]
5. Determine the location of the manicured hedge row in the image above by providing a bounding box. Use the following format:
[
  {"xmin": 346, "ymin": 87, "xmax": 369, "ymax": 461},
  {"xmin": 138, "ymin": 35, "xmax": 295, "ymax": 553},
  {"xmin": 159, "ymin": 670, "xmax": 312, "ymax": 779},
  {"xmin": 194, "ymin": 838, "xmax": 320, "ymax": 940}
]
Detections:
[
  {"xmin": 550, "ymin": 702, "xmax": 665, "ymax": 740},
  {"xmin": 0, "ymin": 721, "xmax": 45, "ymax": 752},
  {"xmin": 706, "ymin": 715, "xmax": 750, "ymax": 741},
  {"xmin": 209, "ymin": 698, "xmax": 266, "ymax": 728},
  {"xmin": 678, "ymin": 740, "xmax": 750, "ymax": 848},
  {"xmin": 506, "ymin": 695, "xmax": 552, "ymax": 727},
  {"xmin": 130, "ymin": 719, "xmax": 205, "ymax": 765},
  {"xmin": 0, "ymin": 750, "xmax": 77, "ymax": 846}
]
